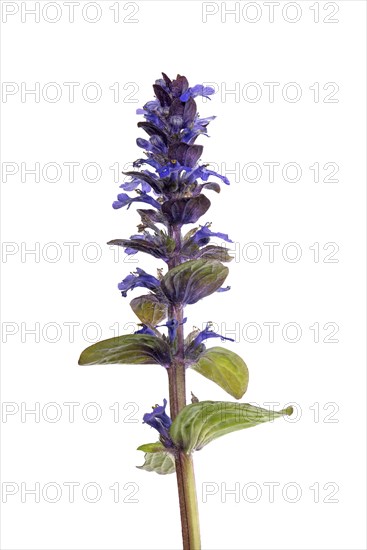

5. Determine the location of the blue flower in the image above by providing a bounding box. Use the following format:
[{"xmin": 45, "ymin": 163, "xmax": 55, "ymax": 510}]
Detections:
[
  {"xmin": 134, "ymin": 324, "xmax": 156, "ymax": 336},
  {"xmin": 143, "ymin": 399, "xmax": 173, "ymax": 447},
  {"xmin": 136, "ymin": 138, "xmax": 152, "ymax": 150},
  {"xmin": 123, "ymin": 232, "xmax": 165, "ymax": 258},
  {"xmin": 169, "ymin": 115, "xmax": 183, "ymax": 133},
  {"xmin": 217, "ymin": 286, "xmax": 231, "ymax": 293},
  {"xmin": 137, "ymin": 135, "xmax": 167, "ymax": 155},
  {"xmin": 113, "ymin": 73, "xmax": 230, "ymax": 215},
  {"xmin": 181, "ymin": 116, "xmax": 216, "ymax": 144},
  {"xmin": 123, "ymin": 234, "xmax": 146, "ymax": 256},
  {"xmin": 157, "ymin": 162, "xmax": 192, "ymax": 179},
  {"xmin": 157, "ymin": 317, "xmax": 187, "ymax": 342},
  {"xmin": 191, "ymin": 322, "xmax": 234, "ymax": 348},
  {"xmin": 119, "ymin": 175, "xmax": 152, "ymax": 194},
  {"xmin": 133, "ymin": 158, "xmax": 162, "ymax": 171},
  {"xmin": 192, "ymin": 223, "xmax": 233, "ymax": 246},
  {"xmin": 112, "ymin": 192, "xmax": 161, "ymax": 211},
  {"xmin": 180, "ymin": 85, "xmax": 215, "ymax": 102},
  {"xmin": 186, "ymin": 165, "xmax": 230, "ymax": 185},
  {"xmin": 118, "ymin": 268, "xmax": 160, "ymax": 297}
]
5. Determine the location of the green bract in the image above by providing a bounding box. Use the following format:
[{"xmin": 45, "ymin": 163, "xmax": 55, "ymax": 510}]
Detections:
[
  {"xmin": 130, "ymin": 295, "xmax": 168, "ymax": 325},
  {"xmin": 137, "ymin": 442, "xmax": 166, "ymax": 453},
  {"xmin": 137, "ymin": 449, "xmax": 176, "ymax": 475},
  {"xmin": 161, "ymin": 259, "xmax": 229, "ymax": 305}
]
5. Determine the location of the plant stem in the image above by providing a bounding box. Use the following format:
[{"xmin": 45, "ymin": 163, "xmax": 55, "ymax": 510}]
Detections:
[
  {"xmin": 167, "ymin": 223, "xmax": 201, "ymax": 550},
  {"xmin": 174, "ymin": 452, "xmax": 201, "ymax": 550}
]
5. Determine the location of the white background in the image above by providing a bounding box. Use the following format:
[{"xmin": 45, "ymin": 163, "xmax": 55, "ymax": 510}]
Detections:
[{"xmin": 1, "ymin": 1, "xmax": 366, "ymax": 549}]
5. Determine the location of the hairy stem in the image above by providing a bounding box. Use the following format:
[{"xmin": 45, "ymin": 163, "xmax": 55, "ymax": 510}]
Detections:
[{"xmin": 167, "ymin": 223, "xmax": 201, "ymax": 550}]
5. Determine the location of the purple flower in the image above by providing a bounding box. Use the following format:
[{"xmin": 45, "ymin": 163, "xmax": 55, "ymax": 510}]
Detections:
[
  {"xmin": 120, "ymin": 169, "xmax": 162, "ymax": 195},
  {"xmin": 136, "ymin": 138, "xmax": 152, "ymax": 150},
  {"xmin": 112, "ymin": 192, "xmax": 161, "ymax": 211},
  {"xmin": 137, "ymin": 135, "xmax": 167, "ymax": 155},
  {"xmin": 192, "ymin": 223, "xmax": 233, "ymax": 246},
  {"xmin": 123, "ymin": 234, "xmax": 146, "ymax": 256},
  {"xmin": 119, "ymin": 177, "xmax": 151, "ymax": 193},
  {"xmin": 133, "ymin": 158, "xmax": 163, "ymax": 171},
  {"xmin": 123, "ymin": 232, "xmax": 165, "ymax": 258},
  {"xmin": 186, "ymin": 165, "xmax": 230, "ymax": 186},
  {"xmin": 181, "ymin": 116, "xmax": 216, "ymax": 144},
  {"xmin": 110, "ymin": 73, "xmax": 231, "ymax": 203},
  {"xmin": 118, "ymin": 268, "xmax": 160, "ymax": 297},
  {"xmin": 143, "ymin": 399, "xmax": 173, "ymax": 447},
  {"xmin": 134, "ymin": 324, "xmax": 156, "ymax": 336},
  {"xmin": 191, "ymin": 323, "xmax": 234, "ymax": 348},
  {"xmin": 180, "ymin": 85, "xmax": 215, "ymax": 102},
  {"xmin": 157, "ymin": 317, "xmax": 187, "ymax": 342},
  {"xmin": 169, "ymin": 115, "xmax": 183, "ymax": 133},
  {"xmin": 217, "ymin": 286, "xmax": 231, "ymax": 293},
  {"xmin": 157, "ymin": 162, "xmax": 193, "ymax": 179}
]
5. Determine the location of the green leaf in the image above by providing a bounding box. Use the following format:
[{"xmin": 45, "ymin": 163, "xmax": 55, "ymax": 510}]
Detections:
[
  {"xmin": 197, "ymin": 245, "xmax": 234, "ymax": 263},
  {"xmin": 78, "ymin": 334, "xmax": 171, "ymax": 366},
  {"xmin": 190, "ymin": 347, "xmax": 249, "ymax": 399},
  {"xmin": 137, "ymin": 450, "xmax": 176, "ymax": 475},
  {"xmin": 170, "ymin": 401, "xmax": 293, "ymax": 453},
  {"xmin": 161, "ymin": 259, "xmax": 229, "ymax": 305},
  {"xmin": 130, "ymin": 295, "xmax": 167, "ymax": 325},
  {"xmin": 137, "ymin": 442, "xmax": 166, "ymax": 453}
]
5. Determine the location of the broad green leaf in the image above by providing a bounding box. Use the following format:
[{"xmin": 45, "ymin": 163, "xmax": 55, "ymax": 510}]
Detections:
[
  {"xmin": 190, "ymin": 347, "xmax": 249, "ymax": 399},
  {"xmin": 130, "ymin": 295, "xmax": 167, "ymax": 325},
  {"xmin": 78, "ymin": 334, "xmax": 171, "ymax": 366},
  {"xmin": 137, "ymin": 442, "xmax": 165, "ymax": 453},
  {"xmin": 137, "ymin": 450, "xmax": 176, "ymax": 475},
  {"xmin": 170, "ymin": 401, "xmax": 293, "ymax": 453},
  {"xmin": 161, "ymin": 259, "xmax": 229, "ymax": 305}
]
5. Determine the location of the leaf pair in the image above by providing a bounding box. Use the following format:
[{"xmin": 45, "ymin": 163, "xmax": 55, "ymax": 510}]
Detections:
[
  {"xmin": 79, "ymin": 337, "xmax": 248, "ymax": 402},
  {"xmin": 79, "ymin": 258, "xmax": 232, "ymax": 370}
]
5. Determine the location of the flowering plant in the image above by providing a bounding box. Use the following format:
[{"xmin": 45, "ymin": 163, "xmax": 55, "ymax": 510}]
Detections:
[{"xmin": 79, "ymin": 73, "xmax": 292, "ymax": 550}]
